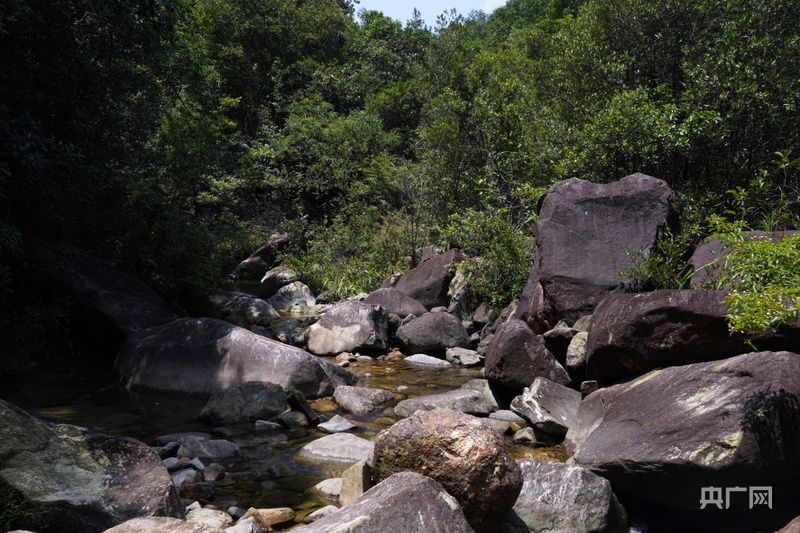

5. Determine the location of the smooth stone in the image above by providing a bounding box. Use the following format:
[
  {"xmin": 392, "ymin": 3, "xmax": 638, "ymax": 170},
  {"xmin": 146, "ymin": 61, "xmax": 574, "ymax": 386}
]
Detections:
[
  {"xmin": 404, "ymin": 354, "xmax": 452, "ymax": 366},
  {"xmin": 298, "ymin": 433, "xmax": 374, "ymax": 464}
]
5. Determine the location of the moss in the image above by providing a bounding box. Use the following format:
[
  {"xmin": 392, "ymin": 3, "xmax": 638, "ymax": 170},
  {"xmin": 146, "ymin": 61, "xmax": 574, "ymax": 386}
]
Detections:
[{"xmin": 0, "ymin": 479, "xmax": 46, "ymax": 532}]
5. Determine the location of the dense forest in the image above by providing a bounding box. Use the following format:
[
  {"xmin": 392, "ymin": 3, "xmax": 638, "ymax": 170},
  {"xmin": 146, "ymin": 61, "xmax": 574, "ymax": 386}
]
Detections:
[{"xmin": 1, "ymin": 0, "xmax": 799, "ymax": 372}]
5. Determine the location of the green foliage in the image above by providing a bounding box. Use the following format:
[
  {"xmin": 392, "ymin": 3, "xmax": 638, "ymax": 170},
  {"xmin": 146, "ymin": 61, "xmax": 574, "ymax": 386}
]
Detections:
[
  {"xmin": 0, "ymin": 480, "xmax": 45, "ymax": 533},
  {"xmin": 621, "ymin": 227, "xmax": 695, "ymax": 291}
]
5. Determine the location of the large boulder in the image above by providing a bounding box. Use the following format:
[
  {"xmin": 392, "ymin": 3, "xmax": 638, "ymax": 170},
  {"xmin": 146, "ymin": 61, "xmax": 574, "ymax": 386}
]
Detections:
[
  {"xmin": 363, "ymin": 288, "xmax": 428, "ymax": 318},
  {"xmin": 484, "ymin": 319, "xmax": 571, "ymax": 393},
  {"xmin": 373, "ymin": 409, "xmax": 523, "ymax": 533},
  {"xmin": 395, "ymin": 312, "xmax": 470, "ymax": 357},
  {"xmin": 234, "ymin": 234, "xmax": 290, "ymax": 280},
  {"xmin": 198, "ymin": 381, "xmax": 287, "ymax": 424},
  {"xmin": 115, "ymin": 318, "xmax": 357, "ymax": 398},
  {"xmin": 506, "ymin": 458, "xmax": 627, "ymax": 533},
  {"xmin": 53, "ymin": 257, "xmax": 173, "ymax": 352},
  {"xmin": 519, "ymin": 174, "xmax": 679, "ymax": 331},
  {"xmin": 0, "ymin": 399, "xmax": 183, "ymax": 532},
  {"xmin": 565, "ymin": 351, "xmax": 800, "ymax": 510},
  {"xmin": 291, "ymin": 472, "xmax": 475, "ymax": 533},
  {"xmin": 333, "ymin": 385, "xmax": 396, "ymax": 416},
  {"xmin": 585, "ymin": 290, "xmax": 800, "ymax": 385},
  {"xmin": 510, "ymin": 377, "xmax": 581, "ymax": 440},
  {"xmin": 266, "ymin": 281, "xmax": 315, "ymax": 312},
  {"xmin": 393, "ymin": 249, "xmax": 466, "ymax": 310},
  {"xmin": 259, "ymin": 265, "xmax": 299, "ymax": 298},
  {"xmin": 306, "ymin": 300, "xmax": 389, "ymax": 356}
]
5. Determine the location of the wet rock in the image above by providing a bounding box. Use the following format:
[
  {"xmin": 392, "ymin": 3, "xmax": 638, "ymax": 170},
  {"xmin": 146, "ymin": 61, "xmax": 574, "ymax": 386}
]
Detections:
[
  {"xmin": 199, "ymin": 382, "xmax": 287, "ymax": 424},
  {"xmin": 510, "ymin": 377, "xmax": 581, "ymax": 439},
  {"xmin": 373, "ymin": 409, "xmax": 522, "ymax": 533},
  {"xmin": 172, "ymin": 468, "xmax": 202, "ymax": 489},
  {"xmin": 333, "ymin": 386, "xmax": 395, "ymax": 416},
  {"xmin": 292, "ymin": 472, "xmax": 475, "ymax": 533},
  {"xmin": 395, "ymin": 312, "xmax": 470, "ymax": 357},
  {"xmin": 363, "ymin": 288, "xmax": 428, "ymax": 318},
  {"xmin": 393, "ymin": 249, "xmax": 466, "ymax": 310},
  {"xmin": 511, "ymin": 427, "xmax": 560, "ymax": 447},
  {"xmin": 155, "ymin": 432, "xmax": 211, "ymax": 446},
  {"xmin": 298, "ymin": 433, "xmax": 374, "ymax": 464}
]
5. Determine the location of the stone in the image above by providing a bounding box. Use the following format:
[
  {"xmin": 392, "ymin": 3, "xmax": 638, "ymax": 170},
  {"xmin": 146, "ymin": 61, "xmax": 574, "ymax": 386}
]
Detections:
[
  {"xmin": 234, "ymin": 234, "xmax": 290, "ymax": 281},
  {"xmin": 0, "ymin": 399, "xmax": 182, "ymax": 532},
  {"xmin": 203, "ymin": 463, "xmax": 225, "ymax": 483},
  {"xmin": 510, "ymin": 377, "xmax": 582, "ymax": 439},
  {"xmin": 446, "ymin": 347, "xmax": 484, "ymax": 367},
  {"xmin": 179, "ymin": 482, "xmax": 214, "ymax": 502},
  {"xmin": 177, "ymin": 438, "xmax": 241, "ymax": 463},
  {"xmin": 115, "ymin": 318, "xmax": 357, "ymax": 398},
  {"xmin": 240, "ymin": 507, "xmax": 295, "ymax": 529},
  {"xmin": 306, "ymin": 300, "xmax": 389, "ymax": 356},
  {"xmin": 395, "ymin": 312, "xmax": 470, "ymax": 357},
  {"xmin": 298, "ymin": 433, "xmax": 374, "ymax": 464},
  {"xmin": 485, "ymin": 319, "xmax": 571, "ymax": 393},
  {"xmin": 372, "ymin": 409, "xmax": 522, "ymax": 533},
  {"xmin": 393, "ymin": 248, "xmax": 466, "ymax": 310},
  {"xmin": 314, "ymin": 478, "xmax": 343, "ymax": 500},
  {"xmin": 565, "ymin": 351, "xmax": 800, "ymax": 510},
  {"xmin": 566, "ymin": 331, "xmax": 589, "ymax": 383},
  {"xmin": 199, "ymin": 382, "xmax": 287, "ymax": 424},
  {"xmin": 155, "ymin": 432, "xmax": 211, "ymax": 446},
  {"xmin": 318, "ymin": 414, "xmax": 357, "ymax": 433},
  {"xmin": 518, "ymin": 174, "xmax": 679, "ymax": 331},
  {"xmin": 265, "ymin": 281, "xmax": 315, "ymax": 312},
  {"xmin": 273, "ymin": 410, "xmax": 308, "ymax": 429},
  {"xmin": 403, "ymin": 354, "xmax": 452, "ymax": 366},
  {"xmin": 363, "ymin": 288, "xmax": 428, "ymax": 318},
  {"xmin": 305, "ymin": 505, "xmax": 339, "ymax": 523},
  {"xmin": 394, "ymin": 389, "xmax": 497, "ymax": 418},
  {"xmin": 225, "ymin": 516, "xmax": 262, "ymax": 533},
  {"xmin": 172, "ymin": 469, "xmax": 201, "ymax": 488},
  {"xmin": 207, "ymin": 290, "xmax": 280, "ymax": 325},
  {"xmin": 333, "ymin": 386, "xmax": 395, "ymax": 416},
  {"xmin": 340, "ymin": 460, "xmax": 372, "ymax": 507},
  {"xmin": 287, "ymin": 389, "xmax": 320, "ymax": 425},
  {"xmin": 104, "ymin": 517, "xmax": 222, "ymax": 533},
  {"xmin": 510, "ymin": 458, "xmax": 627, "ymax": 533},
  {"xmin": 291, "ymin": 472, "xmax": 475, "ymax": 533},
  {"xmin": 254, "ymin": 420, "xmax": 282, "ymax": 432},
  {"xmin": 447, "ymin": 261, "xmax": 483, "ymax": 321},
  {"xmin": 259, "ymin": 265, "xmax": 299, "ymax": 298},
  {"xmin": 489, "ymin": 410, "xmax": 526, "ymax": 427},
  {"xmin": 542, "ymin": 322, "xmax": 577, "ymax": 364},
  {"xmin": 186, "ymin": 508, "xmax": 233, "ymax": 530}
]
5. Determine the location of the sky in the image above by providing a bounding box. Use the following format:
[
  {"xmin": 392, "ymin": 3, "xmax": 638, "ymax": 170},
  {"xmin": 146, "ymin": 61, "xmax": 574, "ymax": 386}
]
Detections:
[{"xmin": 352, "ymin": 0, "xmax": 507, "ymax": 26}]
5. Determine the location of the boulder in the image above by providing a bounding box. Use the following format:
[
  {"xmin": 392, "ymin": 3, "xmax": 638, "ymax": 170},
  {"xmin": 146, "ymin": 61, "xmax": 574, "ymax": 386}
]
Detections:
[
  {"xmin": 198, "ymin": 382, "xmax": 287, "ymax": 424},
  {"xmin": 566, "ymin": 331, "xmax": 589, "ymax": 383},
  {"xmin": 507, "ymin": 458, "xmax": 627, "ymax": 533},
  {"xmin": 394, "ymin": 388, "xmax": 497, "ymax": 418},
  {"xmin": 585, "ymin": 290, "xmax": 800, "ymax": 385},
  {"xmin": 259, "ymin": 265, "xmax": 298, "ymax": 298},
  {"xmin": 404, "ymin": 354, "xmax": 452, "ymax": 366},
  {"xmin": 447, "ymin": 261, "xmax": 483, "ymax": 321},
  {"xmin": 115, "ymin": 318, "xmax": 357, "ymax": 398},
  {"xmin": 542, "ymin": 322, "xmax": 577, "ymax": 365},
  {"xmin": 104, "ymin": 517, "xmax": 221, "ymax": 533},
  {"xmin": 176, "ymin": 438, "xmax": 241, "ymax": 463},
  {"xmin": 394, "ymin": 249, "xmax": 466, "ymax": 310},
  {"xmin": 484, "ymin": 319, "xmax": 571, "ymax": 393},
  {"xmin": 446, "ymin": 347, "xmax": 484, "ymax": 368},
  {"xmin": 519, "ymin": 174, "xmax": 679, "ymax": 331},
  {"xmin": 318, "ymin": 414, "xmax": 357, "ymax": 433},
  {"xmin": 363, "ymin": 288, "xmax": 428, "ymax": 318},
  {"xmin": 306, "ymin": 300, "xmax": 389, "ymax": 356},
  {"xmin": 298, "ymin": 433, "xmax": 374, "ymax": 464},
  {"xmin": 0, "ymin": 399, "xmax": 183, "ymax": 532},
  {"xmin": 565, "ymin": 351, "xmax": 800, "ymax": 510},
  {"xmin": 395, "ymin": 312, "xmax": 470, "ymax": 357},
  {"xmin": 333, "ymin": 386, "xmax": 395, "ymax": 416},
  {"xmin": 265, "ymin": 281, "xmax": 315, "ymax": 312},
  {"xmin": 234, "ymin": 234, "xmax": 290, "ymax": 280},
  {"xmin": 373, "ymin": 409, "xmax": 523, "ymax": 533},
  {"xmin": 509, "ymin": 377, "xmax": 581, "ymax": 439},
  {"xmin": 207, "ymin": 290, "xmax": 280, "ymax": 326},
  {"xmin": 291, "ymin": 472, "xmax": 475, "ymax": 533}
]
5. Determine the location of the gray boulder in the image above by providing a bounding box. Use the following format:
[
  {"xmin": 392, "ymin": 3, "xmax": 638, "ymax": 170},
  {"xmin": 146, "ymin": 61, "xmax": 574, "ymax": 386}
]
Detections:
[
  {"xmin": 333, "ymin": 385, "xmax": 395, "ymax": 416},
  {"xmin": 266, "ymin": 281, "xmax": 315, "ymax": 312},
  {"xmin": 115, "ymin": 318, "xmax": 357, "ymax": 398},
  {"xmin": 207, "ymin": 290, "xmax": 280, "ymax": 325},
  {"xmin": 404, "ymin": 354, "xmax": 452, "ymax": 366},
  {"xmin": 363, "ymin": 288, "xmax": 428, "ymax": 318},
  {"xmin": 446, "ymin": 347, "xmax": 484, "ymax": 367},
  {"xmin": 259, "ymin": 265, "xmax": 298, "ymax": 298},
  {"xmin": 0, "ymin": 399, "xmax": 183, "ymax": 532},
  {"xmin": 198, "ymin": 381, "xmax": 286, "ymax": 424},
  {"xmin": 394, "ymin": 249, "xmax": 466, "ymax": 310},
  {"xmin": 395, "ymin": 312, "xmax": 470, "ymax": 357},
  {"xmin": 394, "ymin": 388, "xmax": 497, "ymax": 418},
  {"xmin": 104, "ymin": 517, "xmax": 221, "ymax": 532},
  {"xmin": 566, "ymin": 351, "xmax": 800, "ymax": 510},
  {"xmin": 306, "ymin": 300, "xmax": 389, "ymax": 356},
  {"xmin": 298, "ymin": 433, "xmax": 374, "ymax": 464},
  {"xmin": 291, "ymin": 472, "xmax": 475, "ymax": 533},
  {"xmin": 176, "ymin": 438, "xmax": 241, "ymax": 463},
  {"xmin": 518, "ymin": 174, "xmax": 679, "ymax": 331},
  {"xmin": 485, "ymin": 319, "xmax": 571, "ymax": 393},
  {"xmin": 510, "ymin": 377, "xmax": 581, "ymax": 439}
]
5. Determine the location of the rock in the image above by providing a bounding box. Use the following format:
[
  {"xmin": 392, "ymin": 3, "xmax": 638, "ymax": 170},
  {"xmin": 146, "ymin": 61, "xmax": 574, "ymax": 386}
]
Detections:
[
  {"xmin": 234, "ymin": 234, "xmax": 290, "ymax": 281},
  {"xmin": 394, "ymin": 249, "xmax": 467, "ymax": 310},
  {"xmin": 104, "ymin": 517, "xmax": 222, "ymax": 532},
  {"xmin": 395, "ymin": 312, "xmax": 470, "ymax": 357},
  {"xmin": 512, "ymin": 427, "xmax": 560, "ymax": 446},
  {"xmin": 254, "ymin": 420, "xmax": 282, "ymax": 432},
  {"xmin": 510, "ymin": 458, "xmax": 627, "ymax": 533},
  {"xmin": 472, "ymin": 302, "xmax": 496, "ymax": 328},
  {"xmin": 203, "ymin": 464, "xmax": 225, "ymax": 483},
  {"xmin": 318, "ymin": 415, "xmax": 357, "ymax": 433},
  {"xmin": 225, "ymin": 516, "xmax": 262, "ymax": 533},
  {"xmin": 240, "ymin": 507, "xmax": 295, "ymax": 529},
  {"xmin": 186, "ymin": 508, "xmax": 233, "ymax": 530},
  {"xmin": 566, "ymin": 331, "xmax": 588, "ymax": 383},
  {"xmin": 172, "ymin": 469, "xmax": 201, "ymax": 488},
  {"xmin": 446, "ymin": 347, "xmax": 484, "ymax": 367},
  {"xmin": 542, "ymin": 322, "xmax": 577, "ymax": 365},
  {"xmin": 363, "ymin": 288, "xmax": 428, "ymax": 318},
  {"xmin": 265, "ymin": 281, "xmax": 315, "ymax": 312},
  {"xmin": 447, "ymin": 261, "xmax": 483, "ymax": 321},
  {"xmin": 565, "ymin": 351, "xmax": 800, "ymax": 510},
  {"xmin": 177, "ymin": 438, "xmax": 241, "ymax": 463},
  {"xmin": 305, "ymin": 505, "xmax": 339, "ymax": 523},
  {"xmin": 372, "ymin": 409, "xmax": 522, "ymax": 533},
  {"xmin": 403, "ymin": 354, "xmax": 452, "ymax": 366},
  {"xmin": 115, "ymin": 318, "xmax": 357, "ymax": 398},
  {"xmin": 259, "ymin": 266, "xmax": 299, "ymax": 298},
  {"xmin": 333, "ymin": 386, "xmax": 395, "ymax": 416},
  {"xmin": 484, "ymin": 319, "xmax": 571, "ymax": 393},
  {"xmin": 199, "ymin": 382, "xmax": 286, "ymax": 424},
  {"xmin": 489, "ymin": 410, "xmax": 527, "ymax": 427},
  {"xmin": 286, "ymin": 389, "xmax": 321, "ymax": 425},
  {"xmin": 340, "ymin": 460, "xmax": 372, "ymax": 506},
  {"xmin": 314, "ymin": 478, "xmax": 343, "ymax": 500},
  {"xmin": 298, "ymin": 433, "xmax": 374, "ymax": 464},
  {"xmin": 518, "ymin": 174, "xmax": 679, "ymax": 331},
  {"xmin": 0, "ymin": 399, "xmax": 183, "ymax": 532},
  {"xmin": 53, "ymin": 256, "xmax": 173, "ymax": 353},
  {"xmin": 585, "ymin": 290, "xmax": 800, "ymax": 385},
  {"xmin": 306, "ymin": 300, "xmax": 389, "ymax": 356},
  {"xmin": 510, "ymin": 377, "xmax": 582, "ymax": 439},
  {"xmin": 273, "ymin": 410, "xmax": 309, "ymax": 429},
  {"xmin": 291, "ymin": 472, "xmax": 475, "ymax": 533},
  {"xmin": 207, "ymin": 290, "xmax": 280, "ymax": 325},
  {"xmin": 155, "ymin": 432, "xmax": 211, "ymax": 446},
  {"xmin": 394, "ymin": 388, "xmax": 497, "ymax": 418}
]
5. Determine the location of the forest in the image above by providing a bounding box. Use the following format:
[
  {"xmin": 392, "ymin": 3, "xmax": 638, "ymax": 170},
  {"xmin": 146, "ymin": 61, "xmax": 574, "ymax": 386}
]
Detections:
[{"xmin": 1, "ymin": 0, "xmax": 799, "ymax": 372}]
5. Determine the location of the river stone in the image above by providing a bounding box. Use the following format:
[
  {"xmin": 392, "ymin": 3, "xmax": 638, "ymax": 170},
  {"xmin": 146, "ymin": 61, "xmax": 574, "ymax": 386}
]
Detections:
[
  {"xmin": 373, "ymin": 409, "xmax": 522, "ymax": 533},
  {"xmin": 306, "ymin": 300, "xmax": 389, "ymax": 356},
  {"xmin": 404, "ymin": 353, "xmax": 452, "ymax": 366},
  {"xmin": 518, "ymin": 174, "xmax": 679, "ymax": 331},
  {"xmin": 333, "ymin": 386, "xmax": 395, "ymax": 416},
  {"xmin": 104, "ymin": 517, "xmax": 222, "ymax": 533},
  {"xmin": 508, "ymin": 458, "xmax": 627, "ymax": 533},
  {"xmin": 446, "ymin": 347, "xmax": 484, "ymax": 367},
  {"xmin": 292, "ymin": 472, "xmax": 474, "ymax": 533},
  {"xmin": 585, "ymin": 289, "xmax": 800, "ymax": 385},
  {"xmin": 115, "ymin": 318, "xmax": 357, "ymax": 398},
  {"xmin": 266, "ymin": 281, "xmax": 315, "ymax": 312},
  {"xmin": 199, "ymin": 381, "xmax": 287, "ymax": 424},
  {"xmin": 0, "ymin": 399, "xmax": 183, "ymax": 532},
  {"xmin": 185, "ymin": 508, "xmax": 232, "ymax": 530},
  {"xmin": 318, "ymin": 414, "xmax": 357, "ymax": 433},
  {"xmin": 392, "ymin": 248, "xmax": 466, "ymax": 310},
  {"xmin": 155, "ymin": 432, "xmax": 212, "ymax": 446},
  {"xmin": 225, "ymin": 516, "xmax": 261, "ymax": 533},
  {"xmin": 485, "ymin": 319, "xmax": 571, "ymax": 393},
  {"xmin": 510, "ymin": 377, "xmax": 581, "ymax": 439},
  {"xmin": 298, "ymin": 433, "xmax": 374, "ymax": 464},
  {"xmin": 394, "ymin": 389, "xmax": 497, "ymax": 418},
  {"xmin": 240, "ymin": 507, "xmax": 295, "ymax": 529},
  {"xmin": 259, "ymin": 265, "xmax": 299, "ymax": 298},
  {"xmin": 305, "ymin": 505, "xmax": 339, "ymax": 523},
  {"xmin": 207, "ymin": 290, "xmax": 280, "ymax": 326},
  {"xmin": 177, "ymin": 438, "xmax": 241, "ymax": 463},
  {"xmin": 565, "ymin": 351, "xmax": 800, "ymax": 509},
  {"xmin": 363, "ymin": 288, "xmax": 428, "ymax": 318},
  {"xmin": 395, "ymin": 312, "xmax": 470, "ymax": 357},
  {"xmin": 171, "ymin": 468, "xmax": 201, "ymax": 488}
]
